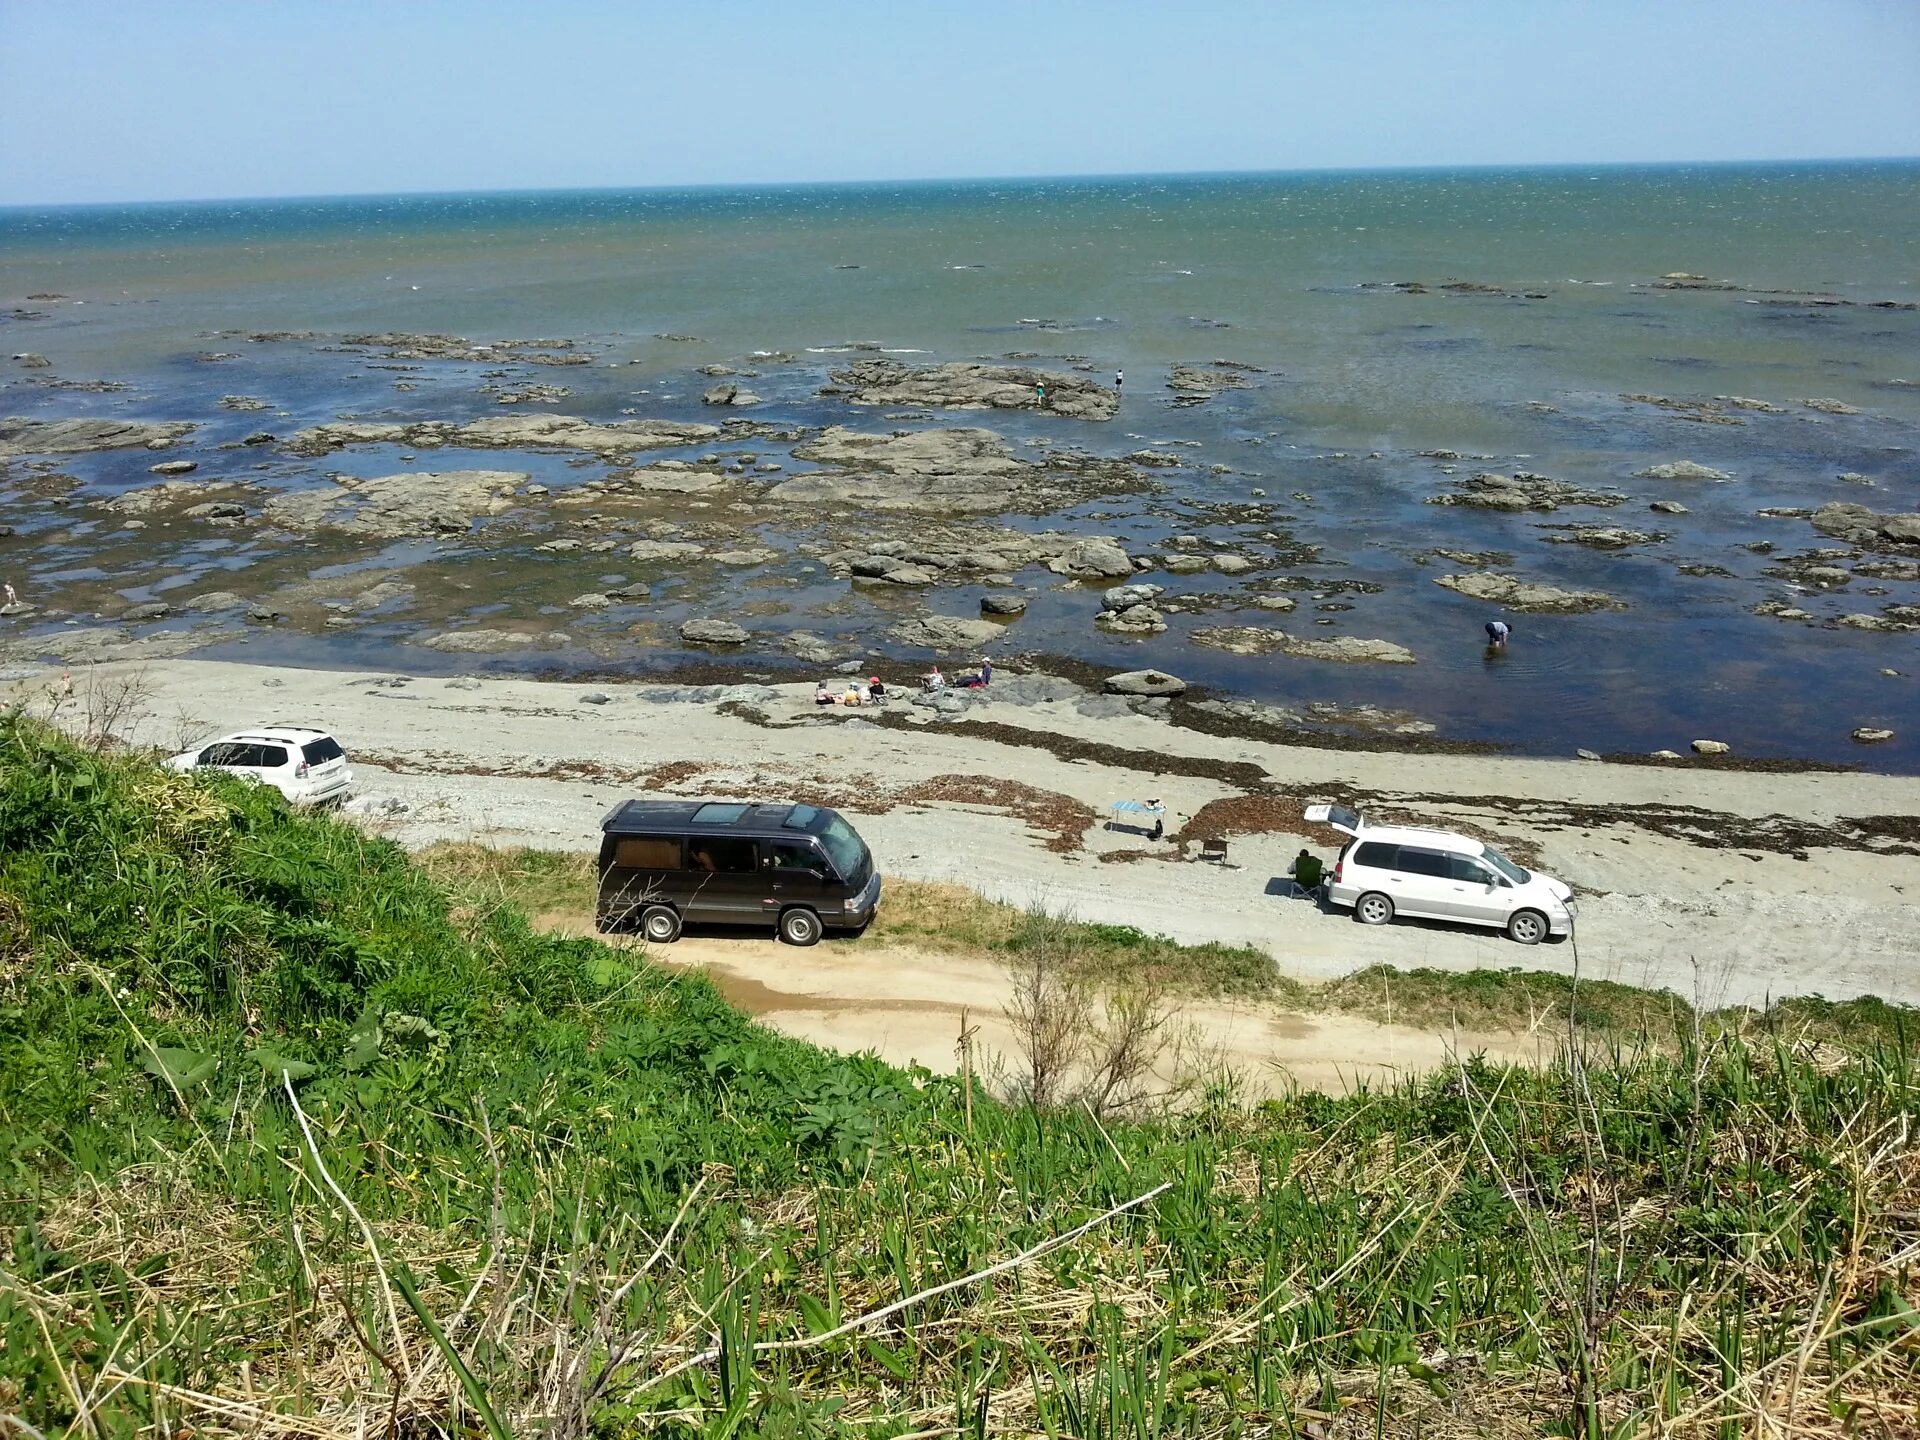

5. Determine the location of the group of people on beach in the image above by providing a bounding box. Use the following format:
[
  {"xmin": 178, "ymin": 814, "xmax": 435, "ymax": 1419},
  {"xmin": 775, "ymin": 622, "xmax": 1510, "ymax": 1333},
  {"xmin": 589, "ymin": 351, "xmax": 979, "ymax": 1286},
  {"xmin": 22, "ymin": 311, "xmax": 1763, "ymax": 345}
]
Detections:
[{"xmin": 813, "ymin": 658, "xmax": 994, "ymax": 708}]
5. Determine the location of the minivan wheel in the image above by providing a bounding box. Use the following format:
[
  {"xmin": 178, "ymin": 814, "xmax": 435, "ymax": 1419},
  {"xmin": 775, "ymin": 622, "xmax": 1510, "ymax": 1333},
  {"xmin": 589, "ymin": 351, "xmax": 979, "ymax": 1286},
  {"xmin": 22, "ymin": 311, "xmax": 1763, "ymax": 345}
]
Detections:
[
  {"xmin": 1355, "ymin": 892, "xmax": 1395, "ymax": 926},
  {"xmin": 639, "ymin": 905, "xmax": 682, "ymax": 944},
  {"xmin": 778, "ymin": 907, "xmax": 822, "ymax": 947},
  {"xmin": 1507, "ymin": 909, "xmax": 1548, "ymax": 946}
]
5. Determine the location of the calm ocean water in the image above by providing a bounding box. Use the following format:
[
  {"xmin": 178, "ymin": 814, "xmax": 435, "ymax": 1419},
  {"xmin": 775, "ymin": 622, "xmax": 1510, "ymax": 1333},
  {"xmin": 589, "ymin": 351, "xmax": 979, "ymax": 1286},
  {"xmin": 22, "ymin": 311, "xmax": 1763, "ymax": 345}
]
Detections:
[{"xmin": 3, "ymin": 163, "xmax": 1918, "ymax": 764}]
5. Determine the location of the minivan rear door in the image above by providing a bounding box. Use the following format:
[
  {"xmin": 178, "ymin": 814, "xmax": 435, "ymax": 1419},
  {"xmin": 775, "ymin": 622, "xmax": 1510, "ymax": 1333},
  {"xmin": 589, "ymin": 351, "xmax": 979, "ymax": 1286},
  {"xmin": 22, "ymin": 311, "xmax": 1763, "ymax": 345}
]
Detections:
[{"xmin": 1303, "ymin": 803, "xmax": 1363, "ymax": 837}]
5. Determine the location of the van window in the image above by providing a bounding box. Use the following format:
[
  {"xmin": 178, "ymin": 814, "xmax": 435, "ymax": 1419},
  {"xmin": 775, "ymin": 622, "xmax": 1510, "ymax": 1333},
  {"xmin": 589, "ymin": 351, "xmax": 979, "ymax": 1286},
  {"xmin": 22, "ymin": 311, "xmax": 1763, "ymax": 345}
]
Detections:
[
  {"xmin": 687, "ymin": 837, "xmax": 756, "ymax": 873},
  {"xmin": 763, "ymin": 841, "xmax": 826, "ymax": 874},
  {"xmin": 615, "ymin": 836, "xmax": 682, "ymax": 870},
  {"xmin": 301, "ymin": 737, "xmax": 345, "ymax": 765},
  {"xmin": 1353, "ymin": 841, "xmax": 1398, "ymax": 869},
  {"xmin": 1482, "ymin": 847, "xmax": 1531, "ymax": 885},
  {"xmin": 1394, "ymin": 847, "xmax": 1451, "ymax": 878}
]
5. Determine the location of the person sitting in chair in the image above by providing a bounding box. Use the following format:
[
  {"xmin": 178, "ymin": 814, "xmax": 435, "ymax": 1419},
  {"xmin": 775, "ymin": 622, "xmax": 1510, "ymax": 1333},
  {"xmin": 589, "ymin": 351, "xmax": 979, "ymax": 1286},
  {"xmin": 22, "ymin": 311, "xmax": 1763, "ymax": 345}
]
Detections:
[{"xmin": 1291, "ymin": 848, "xmax": 1324, "ymax": 892}]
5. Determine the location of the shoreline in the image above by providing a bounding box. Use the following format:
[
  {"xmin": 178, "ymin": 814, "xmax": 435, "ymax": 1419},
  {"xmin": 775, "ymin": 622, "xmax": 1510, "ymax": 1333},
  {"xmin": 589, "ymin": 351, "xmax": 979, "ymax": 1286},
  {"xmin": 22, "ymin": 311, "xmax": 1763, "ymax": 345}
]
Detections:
[{"xmin": 25, "ymin": 655, "xmax": 1920, "ymax": 1020}]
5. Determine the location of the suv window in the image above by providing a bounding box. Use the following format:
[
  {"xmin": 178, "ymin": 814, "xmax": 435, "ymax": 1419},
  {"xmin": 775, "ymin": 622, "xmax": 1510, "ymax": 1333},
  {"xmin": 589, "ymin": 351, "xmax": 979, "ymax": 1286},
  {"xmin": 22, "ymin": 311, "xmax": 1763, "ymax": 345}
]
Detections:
[
  {"xmin": 1448, "ymin": 854, "xmax": 1495, "ymax": 884},
  {"xmin": 687, "ymin": 837, "xmax": 756, "ymax": 873},
  {"xmin": 301, "ymin": 737, "xmax": 345, "ymax": 765},
  {"xmin": 614, "ymin": 836, "xmax": 682, "ymax": 870},
  {"xmin": 200, "ymin": 741, "xmax": 246, "ymax": 767},
  {"xmin": 253, "ymin": 745, "xmax": 289, "ymax": 769},
  {"xmin": 1393, "ymin": 847, "xmax": 1452, "ymax": 879},
  {"xmin": 1353, "ymin": 841, "xmax": 1398, "ymax": 869}
]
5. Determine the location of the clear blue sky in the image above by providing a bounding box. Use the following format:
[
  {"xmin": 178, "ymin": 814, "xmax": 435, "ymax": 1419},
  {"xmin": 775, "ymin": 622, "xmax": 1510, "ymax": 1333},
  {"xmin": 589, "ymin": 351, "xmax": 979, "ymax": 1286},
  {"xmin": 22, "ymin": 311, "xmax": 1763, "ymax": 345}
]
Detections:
[{"xmin": 3, "ymin": 0, "xmax": 1917, "ymax": 205}]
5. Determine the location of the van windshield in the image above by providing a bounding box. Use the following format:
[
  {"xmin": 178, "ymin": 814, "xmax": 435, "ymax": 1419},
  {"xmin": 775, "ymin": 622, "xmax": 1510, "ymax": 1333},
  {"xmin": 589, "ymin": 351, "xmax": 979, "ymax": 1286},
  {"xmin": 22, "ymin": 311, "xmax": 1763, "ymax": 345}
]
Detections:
[
  {"xmin": 807, "ymin": 810, "xmax": 869, "ymax": 882},
  {"xmin": 1482, "ymin": 847, "xmax": 1531, "ymax": 885}
]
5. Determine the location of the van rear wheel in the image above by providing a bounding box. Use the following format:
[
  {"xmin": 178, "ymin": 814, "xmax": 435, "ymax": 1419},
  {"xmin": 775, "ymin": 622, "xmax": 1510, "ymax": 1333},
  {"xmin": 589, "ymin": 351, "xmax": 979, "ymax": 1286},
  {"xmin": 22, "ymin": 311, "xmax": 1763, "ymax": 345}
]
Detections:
[
  {"xmin": 1507, "ymin": 909, "xmax": 1548, "ymax": 946},
  {"xmin": 778, "ymin": 907, "xmax": 822, "ymax": 946},
  {"xmin": 639, "ymin": 904, "xmax": 682, "ymax": 944},
  {"xmin": 1355, "ymin": 892, "xmax": 1395, "ymax": 926}
]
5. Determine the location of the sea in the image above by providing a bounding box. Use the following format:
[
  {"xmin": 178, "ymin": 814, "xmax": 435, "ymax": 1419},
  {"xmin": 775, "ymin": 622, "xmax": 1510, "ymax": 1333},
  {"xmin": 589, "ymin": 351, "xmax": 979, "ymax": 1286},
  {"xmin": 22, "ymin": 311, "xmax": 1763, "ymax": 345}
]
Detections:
[{"xmin": 3, "ymin": 162, "xmax": 1917, "ymax": 766}]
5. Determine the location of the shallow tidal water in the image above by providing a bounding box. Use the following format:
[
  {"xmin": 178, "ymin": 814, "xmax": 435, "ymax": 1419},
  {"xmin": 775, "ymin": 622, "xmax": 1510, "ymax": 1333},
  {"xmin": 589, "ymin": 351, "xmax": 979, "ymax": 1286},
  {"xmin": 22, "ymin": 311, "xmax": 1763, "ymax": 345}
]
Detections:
[{"xmin": 2, "ymin": 163, "xmax": 1917, "ymax": 767}]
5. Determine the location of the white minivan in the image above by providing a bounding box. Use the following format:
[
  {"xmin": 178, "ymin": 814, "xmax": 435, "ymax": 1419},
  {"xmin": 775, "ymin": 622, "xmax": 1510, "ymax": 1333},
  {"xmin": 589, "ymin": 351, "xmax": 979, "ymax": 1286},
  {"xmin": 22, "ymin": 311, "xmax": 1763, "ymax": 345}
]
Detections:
[{"xmin": 1306, "ymin": 803, "xmax": 1575, "ymax": 945}]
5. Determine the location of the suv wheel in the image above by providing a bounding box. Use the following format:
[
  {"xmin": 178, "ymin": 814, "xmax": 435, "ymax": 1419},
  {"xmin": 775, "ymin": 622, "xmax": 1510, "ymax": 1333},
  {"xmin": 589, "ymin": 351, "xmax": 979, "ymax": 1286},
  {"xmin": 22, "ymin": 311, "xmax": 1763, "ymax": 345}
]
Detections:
[
  {"xmin": 1507, "ymin": 909, "xmax": 1548, "ymax": 946},
  {"xmin": 778, "ymin": 907, "xmax": 822, "ymax": 947},
  {"xmin": 639, "ymin": 904, "xmax": 682, "ymax": 944},
  {"xmin": 1355, "ymin": 892, "xmax": 1395, "ymax": 926}
]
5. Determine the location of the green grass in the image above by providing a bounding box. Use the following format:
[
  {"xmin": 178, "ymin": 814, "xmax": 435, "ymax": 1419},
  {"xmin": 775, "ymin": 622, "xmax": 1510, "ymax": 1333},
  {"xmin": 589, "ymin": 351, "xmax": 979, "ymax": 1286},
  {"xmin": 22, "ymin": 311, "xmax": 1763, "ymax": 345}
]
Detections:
[{"xmin": 4, "ymin": 717, "xmax": 1918, "ymax": 1438}]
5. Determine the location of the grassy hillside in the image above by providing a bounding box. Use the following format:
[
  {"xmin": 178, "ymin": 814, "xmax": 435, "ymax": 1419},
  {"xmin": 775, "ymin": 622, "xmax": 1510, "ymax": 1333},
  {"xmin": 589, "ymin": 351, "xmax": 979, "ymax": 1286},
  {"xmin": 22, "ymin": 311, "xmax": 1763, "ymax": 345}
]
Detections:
[{"xmin": 2, "ymin": 715, "xmax": 1917, "ymax": 1438}]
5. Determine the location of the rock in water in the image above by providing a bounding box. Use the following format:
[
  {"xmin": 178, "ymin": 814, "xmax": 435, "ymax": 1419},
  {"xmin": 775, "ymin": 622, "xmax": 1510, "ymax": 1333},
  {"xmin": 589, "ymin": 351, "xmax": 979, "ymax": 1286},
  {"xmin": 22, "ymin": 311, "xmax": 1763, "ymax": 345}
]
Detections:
[
  {"xmin": 1104, "ymin": 669, "xmax": 1187, "ymax": 697},
  {"xmin": 148, "ymin": 460, "xmax": 198, "ymax": 476},
  {"xmin": 1690, "ymin": 739, "xmax": 1731, "ymax": 756},
  {"xmin": 1636, "ymin": 461, "xmax": 1732, "ymax": 482},
  {"xmin": 680, "ymin": 618, "xmax": 750, "ymax": 646},
  {"xmin": 0, "ymin": 418, "xmax": 196, "ymax": 456},
  {"xmin": 1434, "ymin": 572, "xmax": 1626, "ymax": 614},
  {"xmin": 890, "ymin": 615, "xmax": 1005, "ymax": 651},
  {"xmin": 1046, "ymin": 539, "xmax": 1135, "ymax": 579},
  {"xmin": 822, "ymin": 358, "xmax": 1118, "ymax": 419},
  {"xmin": 1189, "ymin": 626, "xmax": 1417, "ymax": 664},
  {"xmin": 980, "ymin": 593, "xmax": 1028, "ymax": 616},
  {"xmin": 1852, "ymin": 727, "xmax": 1894, "ymax": 744},
  {"xmin": 701, "ymin": 381, "xmax": 762, "ymax": 407}
]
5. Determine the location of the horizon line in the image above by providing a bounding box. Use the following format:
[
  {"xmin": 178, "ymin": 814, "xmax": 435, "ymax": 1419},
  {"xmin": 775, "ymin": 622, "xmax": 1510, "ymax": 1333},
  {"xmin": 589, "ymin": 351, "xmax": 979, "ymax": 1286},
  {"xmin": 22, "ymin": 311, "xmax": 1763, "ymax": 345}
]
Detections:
[{"xmin": 5, "ymin": 152, "xmax": 1918, "ymax": 213}]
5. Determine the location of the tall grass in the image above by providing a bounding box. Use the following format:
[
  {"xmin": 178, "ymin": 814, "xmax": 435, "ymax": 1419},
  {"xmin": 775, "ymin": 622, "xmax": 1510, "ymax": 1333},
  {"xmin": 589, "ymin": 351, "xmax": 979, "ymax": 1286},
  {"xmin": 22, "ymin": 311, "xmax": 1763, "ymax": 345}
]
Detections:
[{"xmin": 3, "ymin": 716, "xmax": 1916, "ymax": 1437}]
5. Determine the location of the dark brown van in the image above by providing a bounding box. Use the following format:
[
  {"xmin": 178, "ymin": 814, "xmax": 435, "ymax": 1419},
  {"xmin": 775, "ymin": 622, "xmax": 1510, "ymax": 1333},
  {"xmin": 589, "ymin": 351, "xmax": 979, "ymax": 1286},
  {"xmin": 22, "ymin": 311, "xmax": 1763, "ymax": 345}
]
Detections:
[{"xmin": 596, "ymin": 800, "xmax": 881, "ymax": 946}]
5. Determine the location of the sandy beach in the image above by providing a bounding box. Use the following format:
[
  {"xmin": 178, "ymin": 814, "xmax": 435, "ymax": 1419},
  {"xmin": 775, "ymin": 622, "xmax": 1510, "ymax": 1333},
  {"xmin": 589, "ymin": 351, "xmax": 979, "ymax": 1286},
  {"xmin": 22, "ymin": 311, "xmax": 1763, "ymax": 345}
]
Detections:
[{"xmin": 25, "ymin": 655, "xmax": 1917, "ymax": 1085}]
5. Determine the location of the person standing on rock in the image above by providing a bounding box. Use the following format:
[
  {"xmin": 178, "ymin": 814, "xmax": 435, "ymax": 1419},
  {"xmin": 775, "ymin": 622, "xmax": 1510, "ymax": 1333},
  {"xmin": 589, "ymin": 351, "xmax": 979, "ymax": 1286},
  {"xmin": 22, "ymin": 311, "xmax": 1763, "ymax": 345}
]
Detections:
[
  {"xmin": 1114, "ymin": 369, "xmax": 1123, "ymax": 394},
  {"xmin": 1034, "ymin": 379, "xmax": 1048, "ymax": 409},
  {"xmin": 1485, "ymin": 618, "xmax": 1511, "ymax": 649}
]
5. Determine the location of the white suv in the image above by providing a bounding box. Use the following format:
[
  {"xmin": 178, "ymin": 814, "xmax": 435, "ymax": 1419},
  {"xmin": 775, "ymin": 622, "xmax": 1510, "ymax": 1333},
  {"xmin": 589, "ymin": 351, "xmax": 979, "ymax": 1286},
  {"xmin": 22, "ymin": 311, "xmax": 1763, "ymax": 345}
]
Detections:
[
  {"xmin": 167, "ymin": 727, "xmax": 354, "ymax": 805},
  {"xmin": 1306, "ymin": 803, "xmax": 1575, "ymax": 945}
]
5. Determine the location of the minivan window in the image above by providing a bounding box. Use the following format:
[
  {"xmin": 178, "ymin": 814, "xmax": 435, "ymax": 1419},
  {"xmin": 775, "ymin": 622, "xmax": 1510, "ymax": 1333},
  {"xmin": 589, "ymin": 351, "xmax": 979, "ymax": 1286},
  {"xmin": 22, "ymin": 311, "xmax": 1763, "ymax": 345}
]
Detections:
[
  {"xmin": 1394, "ymin": 847, "xmax": 1452, "ymax": 879},
  {"xmin": 1482, "ymin": 847, "xmax": 1531, "ymax": 884},
  {"xmin": 687, "ymin": 837, "xmax": 756, "ymax": 873},
  {"xmin": 1353, "ymin": 841, "xmax": 1398, "ymax": 869},
  {"xmin": 808, "ymin": 810, "xmax": 867, "ymax": 880},
  {"xmin": 763, "ymin": 841, "xmax": 825, "ymax": 874},
  {"xmin": 1448, "ymin": 854, "xmax": 1495, "ymax": 885},
  {"xmin": 301, "ymin": 737, "xmax": 345, "ymax": 765},
  {"xmin": 615, "ymin": 836, "xmax": 682, "ymax": 870}
]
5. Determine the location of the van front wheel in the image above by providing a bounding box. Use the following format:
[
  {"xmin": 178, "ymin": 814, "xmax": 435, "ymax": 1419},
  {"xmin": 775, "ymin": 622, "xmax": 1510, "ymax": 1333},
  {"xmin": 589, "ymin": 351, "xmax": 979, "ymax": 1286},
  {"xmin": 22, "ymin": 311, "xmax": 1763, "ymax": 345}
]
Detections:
[
  {"xmin": 1507, "ymin": 909, "xmax": 1548, "ymax": 946},
  {"xmin": 779, "ymin": 907, "xmax": 822, "ymax": 946},
  {"xmin": 1355, "ymin": 892, "xmax": 1395, "ymax": 926},
  {"xmin": 640, "ymin": 905, "xmax": 682, "ymax": 944}
]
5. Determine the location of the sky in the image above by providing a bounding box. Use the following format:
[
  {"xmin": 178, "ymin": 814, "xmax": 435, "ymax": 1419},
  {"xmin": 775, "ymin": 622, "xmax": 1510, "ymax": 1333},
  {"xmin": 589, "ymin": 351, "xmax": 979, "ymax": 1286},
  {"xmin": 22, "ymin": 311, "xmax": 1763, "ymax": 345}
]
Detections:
[{"xmin": 2, "ymin": 0, "xmax": 1918, "ymax": 206}]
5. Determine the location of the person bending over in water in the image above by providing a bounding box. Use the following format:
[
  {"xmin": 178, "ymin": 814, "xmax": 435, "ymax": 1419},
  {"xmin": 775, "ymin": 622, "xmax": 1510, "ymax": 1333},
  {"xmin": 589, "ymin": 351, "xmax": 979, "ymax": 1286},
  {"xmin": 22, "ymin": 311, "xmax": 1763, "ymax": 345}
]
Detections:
[{"xmin": 1485, "ymin": 619, "xmax": 1511, "ymax": 649}]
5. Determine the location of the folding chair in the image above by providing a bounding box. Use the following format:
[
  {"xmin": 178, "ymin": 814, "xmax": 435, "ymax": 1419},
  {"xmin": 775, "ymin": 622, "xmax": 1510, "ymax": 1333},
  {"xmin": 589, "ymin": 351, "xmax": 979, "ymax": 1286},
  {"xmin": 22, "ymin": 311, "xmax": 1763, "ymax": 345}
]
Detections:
[{"xmin": 1285, "ymin": 855, "xmax": 1324, "ymax": 899}]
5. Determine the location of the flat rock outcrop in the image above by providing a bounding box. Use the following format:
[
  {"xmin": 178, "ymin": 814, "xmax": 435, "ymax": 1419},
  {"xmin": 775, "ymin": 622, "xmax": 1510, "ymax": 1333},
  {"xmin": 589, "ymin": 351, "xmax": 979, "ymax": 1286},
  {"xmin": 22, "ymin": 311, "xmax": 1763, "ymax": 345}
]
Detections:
[
  {"xmin": 1166, "ymin": 362, "xmax": 1257, "ymax": 406},
  {"xmin": 1104, "ymin": 669, "xmax": 1187, "ymax": 697},
  {"xmin": 1428, "ymin": 470, "xmax": 1623, "ymax": 511},
  {"xmin": 262, "ymin": 470, "xmax": 524, "ymax": 538},
  {"xmin": 1190, "ymin": 626, "xmax": 1416, "ymax": 664},
  {"xmin": 777, "ymin": 426, "xmax": 1034, "ymax": 512},
  {"xmin": 284, "ymin": 415, "xmax": 720, "ymax": 460},
  {"xmin": 341, "ymin": 333, "xmax": 591, "ymax": 365},
  {"xmin": 0, "ymin": 418, "xmax": 195, "ymax": 456},
  {"xmin": 1637, "ymin": 461, "xmax": 1732, "ymax": 482},
  {"xmin": 822, "ymin": 358, "xmax": 1118, "ymax": 420},
  {"xmin": 1810, "ymin": 503, "xmax": 1920, "ymax": 552},
  {"xmin": 890, "ymin": 614, "xmax": 1006, "ymax": 651},
  {"xmin": 1434, "ymin": 572, "xmax": 1626, "ymax": 613}
]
